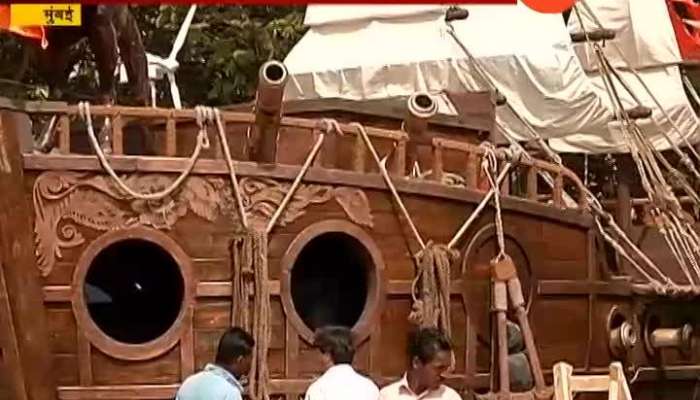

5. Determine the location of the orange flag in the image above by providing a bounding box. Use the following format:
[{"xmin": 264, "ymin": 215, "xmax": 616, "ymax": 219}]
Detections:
[{"xmin": 0, "ymin": 5, "xmax": 48, "ymax": 49}]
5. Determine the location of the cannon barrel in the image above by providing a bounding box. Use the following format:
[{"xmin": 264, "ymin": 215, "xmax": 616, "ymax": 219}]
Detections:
[
  {"xmin": 404, "ymin": 92, "xmax": 438, "ymax": 175},
  {"xmin": 649, "ymin": 324, "xmax": 693, "ymax": 352},
  {"xmin": 256, "ymin": 60, "xmax": 289, "ymax": 115},
  {"xmin": 405, "ymin": 92, "xmax": 438, "ymax": 136},
  {"xmin": 251, "ymin": 60, "xmax": 289, "ymax": 163}
]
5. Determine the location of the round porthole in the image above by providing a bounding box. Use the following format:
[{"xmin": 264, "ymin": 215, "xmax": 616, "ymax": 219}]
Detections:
[
  {"xmin": 72, "ymin": 227, "xmax": 193, "ymax": 361},
  {"xmin": 281, "ymin": 220, "xmax": 385, "ymax": 344}
]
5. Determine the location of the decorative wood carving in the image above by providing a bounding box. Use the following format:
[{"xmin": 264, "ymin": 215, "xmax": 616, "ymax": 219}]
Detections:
[{"xmin": 33, "ymin": 172, "xmax": 373, "ymax": 276}]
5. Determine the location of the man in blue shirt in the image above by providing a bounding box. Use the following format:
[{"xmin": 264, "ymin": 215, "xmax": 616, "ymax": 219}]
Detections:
[{"xmin": 176, "ymin": 327, "xmax": 254, "ymax": 400}]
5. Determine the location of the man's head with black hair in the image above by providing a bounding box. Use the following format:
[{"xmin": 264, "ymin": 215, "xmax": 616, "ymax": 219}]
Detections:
[
  {"xmin": 407, "ymin": 327, "xmax": 453, "ymax": 392},
  {"xmin": 313, "ymin": 326, "xmax": 356, "ymax": 368},
  {"xmin": 215, "ymin": 327, "xmax": 255, "ymax": 379}
]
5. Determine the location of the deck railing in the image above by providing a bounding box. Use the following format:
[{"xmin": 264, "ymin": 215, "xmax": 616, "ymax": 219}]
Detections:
[
  {"xmin": 431, "ymin": 137, "xmax": 587, "ymax": 209},
  {"xmin": 19, "ymin": 103, "xmax": 587, "ymax": 212}
]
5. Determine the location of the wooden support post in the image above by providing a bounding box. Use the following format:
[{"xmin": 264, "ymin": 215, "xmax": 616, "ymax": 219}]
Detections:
[
  {"xmin": 58, "ymin": 115, "xmax": 70, "ymax": 154},
  {"xmin": 393, "ymin": 139, "xmax": 406, "ymax": 176},
  {"xmin": 320, "ymin": 129, "xmax": 338, "ymax": 169},
  {"xmin": 466, "ymin": 152, "xmax": 479, "ymax": 189},
  {"xmin": 111, "ymin": 115, "xmax": 124, "ymax": 155},
  {"xmin": 432, "ymin": 143, "xmax": 444, "ymax": 182},
  {"xmin": 527, "ymin": 166, "xmax": 538, "ymax": 200},
  {"xmin": 0, "ymin": 113, "xmax": 56, "ymax": 400},
  {"xmin": 313, "ymin": 129, "xmax": 337, "ymax": 169},
  {"xmin": 165, "ymin": 117, "xmax": 177, "ymax": 157},
  {"xmin": 553, "ymin": 362, "xmax": 573, "ymax": 400},
  {"xmin": 500, "ymin": 165, "xmax": 510, "ymax": 196},
  {"xmin": 553, "ymin": 173, "xmax": 564, "ymax": 207},
  {"xmin": 353, "ymin": 133, "xmax": 367, "ymax": 173}
]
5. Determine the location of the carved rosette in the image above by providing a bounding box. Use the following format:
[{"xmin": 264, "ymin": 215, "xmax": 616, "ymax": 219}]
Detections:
[{"xmin": 32, "ymin": 172, "xmax": 374, "ymax": 277}]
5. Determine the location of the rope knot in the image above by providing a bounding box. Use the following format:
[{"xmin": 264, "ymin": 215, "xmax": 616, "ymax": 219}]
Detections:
[
  {"xmin": 193, "ymin": 105, "xmax": 214, "ymax": 150},
  {"xmin": 501, "ymin": 144, "xmax": 523, "ymax": 164},
  {"xmin": 319, "ymin": 118, "xmax": 344, "ymax": 136},
  {"xmin": 680, "ymin": 155, "xmax": 694, "ymax": 171}
]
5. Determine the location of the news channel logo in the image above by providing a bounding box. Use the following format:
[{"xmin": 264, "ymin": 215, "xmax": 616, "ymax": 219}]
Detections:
[{"xmin": 9, "ymin": 3, "xmax": 80, "ymax": 27}]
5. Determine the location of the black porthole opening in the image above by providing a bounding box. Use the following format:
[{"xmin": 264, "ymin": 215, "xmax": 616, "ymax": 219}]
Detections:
[
  {"xmin": 290, "ymin": 232, "xmax": 371, "ymax": 332},
  {"xmin": 84, "ymin": 239, "xmax": 185, "ymax": 344}
]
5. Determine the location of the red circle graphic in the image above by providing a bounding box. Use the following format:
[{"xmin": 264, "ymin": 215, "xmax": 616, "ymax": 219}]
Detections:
[{"xmin": 521, "ymin": 0, "xmax": 576, "ymax": 14}]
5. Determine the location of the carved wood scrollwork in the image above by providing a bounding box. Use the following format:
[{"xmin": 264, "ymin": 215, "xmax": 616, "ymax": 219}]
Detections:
[{"xmin": 33, "ymin": 171, "xmax": 374, "ymax": 277}]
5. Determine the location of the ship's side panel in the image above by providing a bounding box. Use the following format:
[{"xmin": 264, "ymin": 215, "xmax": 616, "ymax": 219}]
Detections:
[{"xmin": 23, "ymin": 164, "xmax": 598, "ymax": 399}]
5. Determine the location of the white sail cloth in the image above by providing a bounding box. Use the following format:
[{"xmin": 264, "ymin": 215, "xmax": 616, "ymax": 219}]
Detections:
[
  {"xmin": 567, "ymin": 0, "xmax": 683, "ymax": 72},
  {"xmin": 283, "ymin": 2, "xmax": 700, "ymax": 154}
]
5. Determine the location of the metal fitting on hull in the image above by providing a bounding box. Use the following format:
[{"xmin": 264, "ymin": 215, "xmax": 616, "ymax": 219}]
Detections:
[
  {"xmin": 609, "ymin": 321, "xmax": 637, "ymax": 358},
  {"xmin": 649, "ymin": 324, "xmax": 693, "ymax": 353}
]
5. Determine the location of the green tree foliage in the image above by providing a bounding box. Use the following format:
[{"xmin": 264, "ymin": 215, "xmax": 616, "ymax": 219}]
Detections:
[{"xmin": 0, "ymin": 5, "xmax": 307, "ymax": 106}]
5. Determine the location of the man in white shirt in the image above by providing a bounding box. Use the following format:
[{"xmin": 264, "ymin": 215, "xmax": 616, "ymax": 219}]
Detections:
[
  {"xmin": 379, "ymin": 327, "xmax": 461, "ymax": 400},
  {"xmin": 304, "ymin": 326, "xmax": 379, "ymax": 400}
]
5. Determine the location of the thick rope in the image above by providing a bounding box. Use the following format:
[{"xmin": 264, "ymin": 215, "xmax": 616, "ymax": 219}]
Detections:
[
  {"xmin": 350, "ymin": 122, "xmax": 426, "ymax": 250},
  {"xmin": 230, "ymin": 230, "xmax": 270, "ymax": 400},
  {"xmin": 231, "ymin": 235, "xmax": 252, "ymax": 331},
  {"xmin": 447, "ymin": 147, "xmax": 517, "ymax": 250},
  {"xmin": 214, "ymin": 108, "xmax": 249, "ymax": 229},
  {"xmin": 408, "ymin": 144, "xmax": 515, "ymax": 337},
  {"xmin": 408, "ymin": 242, "xmax": 458, "ymax": 334},
  {"xmin": 247, "ymin": 229, "xmax": 270, "ymax": 400},
  {"xmin": 318, "ymin": 120, "xmax": 459, "ymax": 338},
  {"xmin": 227, "ymin": 119, "xmax": 338, "ymax": 400},
  {"xmin": 78, "ymin": 101, "xmax": 210, "ymax": 200},
  {"xmin": 266, "ymin": 130, "xmax": 326, "ymax": 234},
  {"xmin": 482, "ymin": 143, "xmax": 507, "ymax": 262}
]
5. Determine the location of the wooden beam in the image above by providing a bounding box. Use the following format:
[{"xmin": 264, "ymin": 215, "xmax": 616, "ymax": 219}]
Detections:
[
  {"xmin": 0, "ymin": 111, "xmax": 56, "ymax": 400},
  {"xmin": 537, "ymin": 280, "xmax": 633, "ymax": 297},
  {"xmin": 43, "ymin": 285, "xmax": 72, "ymax": 302},
  {"xmin": 194, "ymin": 279, "xmax": 466, "ymax": 298},
  {"xmin": 58, "ymin": 385, "xmax": 180, "ymax": 400}
]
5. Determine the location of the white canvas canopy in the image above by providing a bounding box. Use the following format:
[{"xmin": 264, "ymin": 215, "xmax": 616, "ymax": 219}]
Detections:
[
  {"xmin": 282, "ymin": 1, "xmax": 700, "ymax": 154},
  {"xmin": 549, "ymin": 0, "xmax": 700, "ymax": 152}
]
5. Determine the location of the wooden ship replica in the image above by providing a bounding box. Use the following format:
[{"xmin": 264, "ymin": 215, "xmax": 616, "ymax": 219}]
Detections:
[{"xmin": 2, "ymin": 1, "xmax": 700, "ymax": 400}]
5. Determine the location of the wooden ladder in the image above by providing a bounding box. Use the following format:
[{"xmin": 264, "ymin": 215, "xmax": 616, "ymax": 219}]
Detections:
[{"xmin": 553, "ymin": 362, "xmax": 633, "ymax": 400}]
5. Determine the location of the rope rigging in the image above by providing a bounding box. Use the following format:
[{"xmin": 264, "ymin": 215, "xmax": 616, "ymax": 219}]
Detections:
[
  {"xmin": 69, "ymin": 8, "xmax": 700, "ymax": 394},
  {"xmin": 572, "ymin": 3, "xmax": 700, "ymax": 288},
  {"xmin": 481, "ymin": 142, "xmax": 549, "ymax": 398},
  {"xmin": 442, "ymin": 7, "xmax": 693, "ymax": 294}
]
